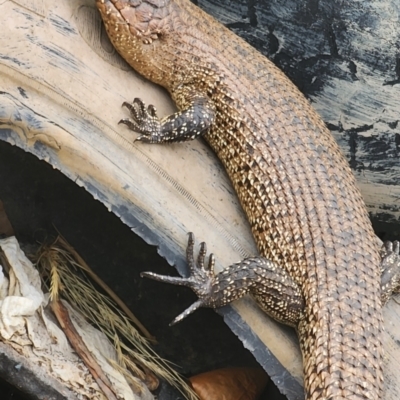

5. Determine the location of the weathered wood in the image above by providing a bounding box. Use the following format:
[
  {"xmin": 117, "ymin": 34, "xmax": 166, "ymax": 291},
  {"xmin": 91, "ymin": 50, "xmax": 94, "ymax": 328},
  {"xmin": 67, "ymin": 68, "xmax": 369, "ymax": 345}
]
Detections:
[
  {"xmin": 0, "ymin": 341, "xmax": 78, "ymax": 399},
  {"xmin": 0, "ymin": 1, "xmax": 398, "ymax": 399}
]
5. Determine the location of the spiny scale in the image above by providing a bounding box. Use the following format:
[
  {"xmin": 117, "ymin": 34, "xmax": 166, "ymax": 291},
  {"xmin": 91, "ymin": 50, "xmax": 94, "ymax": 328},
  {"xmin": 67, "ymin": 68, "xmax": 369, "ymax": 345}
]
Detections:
[{"xmin": 97, "ymin": 1, "xmax": 386, "ymax": 399}]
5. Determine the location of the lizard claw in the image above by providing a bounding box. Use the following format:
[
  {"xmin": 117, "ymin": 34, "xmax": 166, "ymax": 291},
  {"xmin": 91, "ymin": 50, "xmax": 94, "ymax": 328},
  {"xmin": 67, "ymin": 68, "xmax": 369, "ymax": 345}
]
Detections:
[
  {"xmin": 169, "ymin": 299, "xmax": 204, "ymax": 326},
  {"xmin": 134, "ymin": 134, "xmax": 153, "ymax": 143}
]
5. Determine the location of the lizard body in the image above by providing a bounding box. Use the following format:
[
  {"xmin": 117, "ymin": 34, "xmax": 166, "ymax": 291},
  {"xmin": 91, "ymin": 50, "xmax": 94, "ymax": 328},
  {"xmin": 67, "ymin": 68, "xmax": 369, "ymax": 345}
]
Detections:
[{"xmin": 96, "ymin": 1, "xmax": 400, "ymax": 398}]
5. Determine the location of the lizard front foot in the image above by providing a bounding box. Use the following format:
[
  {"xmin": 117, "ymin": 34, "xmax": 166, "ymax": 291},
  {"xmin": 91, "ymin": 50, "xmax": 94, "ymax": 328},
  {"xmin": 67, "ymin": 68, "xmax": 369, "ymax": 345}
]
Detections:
[
  {"xmin": 119, "ymin": 88, "xmax": 215, "ymax": 144},
  {"xmin": 119, "ymin": 98, "xmax": 163, "ymax": 143}
]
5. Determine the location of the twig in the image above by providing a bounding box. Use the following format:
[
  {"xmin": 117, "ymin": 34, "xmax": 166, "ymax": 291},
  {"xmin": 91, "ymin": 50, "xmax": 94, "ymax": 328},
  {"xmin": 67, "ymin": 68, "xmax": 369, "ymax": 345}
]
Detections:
[
  {"xmin": 51, "ymin": 299, "xmax": 118, "ymax": 400},
  {"xmin": 56, "ymin": 235, "xmax": 155, "ymax": 343}
]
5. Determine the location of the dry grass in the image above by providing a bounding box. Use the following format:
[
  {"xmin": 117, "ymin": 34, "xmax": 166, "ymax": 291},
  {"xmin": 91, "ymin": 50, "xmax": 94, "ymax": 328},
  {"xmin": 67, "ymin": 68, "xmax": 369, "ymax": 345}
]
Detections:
[{"xmin": 36, "ymin": 235, "xmax": 198, "ymax": 400}]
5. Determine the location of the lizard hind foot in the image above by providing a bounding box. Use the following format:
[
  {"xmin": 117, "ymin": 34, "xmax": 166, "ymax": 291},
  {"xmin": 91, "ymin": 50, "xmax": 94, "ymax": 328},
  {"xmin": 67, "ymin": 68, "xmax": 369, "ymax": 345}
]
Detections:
[
  {"xmin": 119, "ymin": 98, "xmax": 162, "ymax": 142},
  {"xmin": 140, "ymin": 233, "xmax": 218, "ymax": 324}
]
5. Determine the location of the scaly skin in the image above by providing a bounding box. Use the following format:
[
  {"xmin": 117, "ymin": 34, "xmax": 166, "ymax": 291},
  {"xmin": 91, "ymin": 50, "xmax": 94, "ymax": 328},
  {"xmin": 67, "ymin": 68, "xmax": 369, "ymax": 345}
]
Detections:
[{"xmin": 96, "ymin": 1, "xmax": 398, "ymax": 398}]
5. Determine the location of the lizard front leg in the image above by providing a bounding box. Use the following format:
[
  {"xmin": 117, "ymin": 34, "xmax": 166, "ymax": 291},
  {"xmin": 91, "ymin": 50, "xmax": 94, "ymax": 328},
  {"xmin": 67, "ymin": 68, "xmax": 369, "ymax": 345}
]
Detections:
[
  {"xmin": 141, "ymin": 233, "xmax": 304, "ymax": 327},
  {"xmin": 120, "ymin": 86, "xmax": 216, "ymax": 143}
]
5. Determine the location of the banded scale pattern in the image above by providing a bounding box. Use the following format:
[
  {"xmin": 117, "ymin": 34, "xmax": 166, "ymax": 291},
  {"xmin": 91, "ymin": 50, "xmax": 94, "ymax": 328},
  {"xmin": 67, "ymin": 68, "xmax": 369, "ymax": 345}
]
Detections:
[{"xmin": 96, "ymin": 1, "xmax": 386, "ymax": 399}]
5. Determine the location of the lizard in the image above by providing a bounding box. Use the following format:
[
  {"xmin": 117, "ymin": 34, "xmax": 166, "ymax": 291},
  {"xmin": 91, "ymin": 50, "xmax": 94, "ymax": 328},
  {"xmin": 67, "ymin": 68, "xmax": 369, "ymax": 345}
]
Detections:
[{"xmin": 95, "ymin": 0, "xmax": 400, "ymax": 399}]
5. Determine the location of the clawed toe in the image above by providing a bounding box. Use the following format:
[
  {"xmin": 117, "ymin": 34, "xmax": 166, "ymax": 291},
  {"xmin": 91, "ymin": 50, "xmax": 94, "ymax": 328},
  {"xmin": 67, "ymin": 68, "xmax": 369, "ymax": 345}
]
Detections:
[
  {"xmin": 381, "ymin": 240, "xmax": 400, "ymax": 256},
  {"xmin": 141, "ymin": 233, "xmax": 215, "ymax": 292}
]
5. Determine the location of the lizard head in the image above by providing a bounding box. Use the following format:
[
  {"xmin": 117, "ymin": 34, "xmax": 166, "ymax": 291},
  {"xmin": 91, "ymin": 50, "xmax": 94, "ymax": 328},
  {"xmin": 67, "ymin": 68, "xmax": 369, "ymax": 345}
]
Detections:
[
  {"xmin": 96, "ymin": 0, "xmax": 172, "ymax": 44},
  {"xmin": 96, "ymin": 0, "xmax": 221, "ymax": 90},
  {"xmin": 96, "ymin": 0, "xmax": 177, "ymax": 84}
]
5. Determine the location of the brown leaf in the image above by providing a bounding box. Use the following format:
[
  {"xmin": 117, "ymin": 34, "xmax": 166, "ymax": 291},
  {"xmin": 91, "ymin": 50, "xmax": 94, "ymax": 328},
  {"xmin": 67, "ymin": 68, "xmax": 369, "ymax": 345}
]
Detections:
[{"xmin": 189, "ymin": 367, "xmax": 269, "ymax": 400}]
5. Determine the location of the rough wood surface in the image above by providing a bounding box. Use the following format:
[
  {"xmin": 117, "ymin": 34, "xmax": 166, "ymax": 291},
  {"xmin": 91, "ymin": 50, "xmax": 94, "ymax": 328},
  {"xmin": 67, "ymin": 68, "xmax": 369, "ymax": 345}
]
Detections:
[
  {"xmin": 0, "ymin": 1, "xmax": 398, "ymax": 399},
  {"xmin": 0, "ymin": 341, "xmax": 78, "ymax": 400}
]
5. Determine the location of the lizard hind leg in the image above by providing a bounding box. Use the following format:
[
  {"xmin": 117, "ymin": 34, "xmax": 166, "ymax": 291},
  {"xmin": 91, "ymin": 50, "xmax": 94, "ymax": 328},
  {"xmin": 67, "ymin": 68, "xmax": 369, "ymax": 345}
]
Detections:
[
  {"xmin": 141, "ymin": 233, "xmax": 304, "ymax": 328},
  {"xmin": 380, "ymin": 240, "xmax": 400, "ymax": 304}
]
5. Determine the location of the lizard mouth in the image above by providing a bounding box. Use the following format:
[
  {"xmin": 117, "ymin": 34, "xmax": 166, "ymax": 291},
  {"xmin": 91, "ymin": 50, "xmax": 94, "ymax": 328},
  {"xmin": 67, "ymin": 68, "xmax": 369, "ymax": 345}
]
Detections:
[{"xmin": 96, "ymin": 1, "xmax": 124, "ymax": 26}]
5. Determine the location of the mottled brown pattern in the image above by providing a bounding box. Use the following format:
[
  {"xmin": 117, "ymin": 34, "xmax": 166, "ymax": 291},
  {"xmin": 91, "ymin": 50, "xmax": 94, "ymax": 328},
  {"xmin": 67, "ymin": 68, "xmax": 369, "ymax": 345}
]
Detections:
[{"xmin": 96, "ymin": 0, "xmax": 384, "ymax": 398}]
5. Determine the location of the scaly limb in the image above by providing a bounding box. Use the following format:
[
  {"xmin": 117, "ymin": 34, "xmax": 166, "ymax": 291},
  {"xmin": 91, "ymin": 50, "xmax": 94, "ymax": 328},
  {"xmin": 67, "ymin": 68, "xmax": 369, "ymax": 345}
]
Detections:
[{"xmin": 141, "ymin": 233, "xmax": 304, "ymax": 327}]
